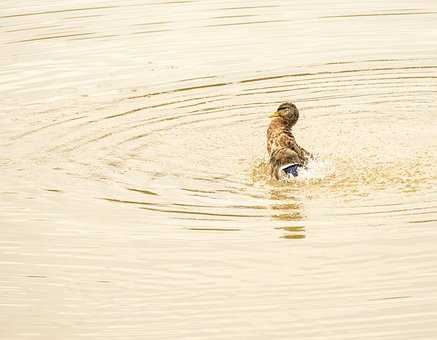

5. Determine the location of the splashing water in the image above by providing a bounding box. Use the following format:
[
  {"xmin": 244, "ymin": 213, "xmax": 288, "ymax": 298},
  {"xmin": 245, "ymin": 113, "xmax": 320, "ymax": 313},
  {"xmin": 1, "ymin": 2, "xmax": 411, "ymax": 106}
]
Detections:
[
  {"xmin": 286, "ymin": 158, "xmax": 335, "ymax": 182},
  {"xmin": 250, "ymin": 157, "xmax": 335, "ymax": 184}
]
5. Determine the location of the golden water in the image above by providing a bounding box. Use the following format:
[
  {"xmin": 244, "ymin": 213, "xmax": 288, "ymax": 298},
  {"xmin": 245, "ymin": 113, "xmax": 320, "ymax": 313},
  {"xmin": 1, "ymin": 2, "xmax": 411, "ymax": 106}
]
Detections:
[{"xmin": 1, "ymin": 1, "xmax": 437, "ymax": 339}]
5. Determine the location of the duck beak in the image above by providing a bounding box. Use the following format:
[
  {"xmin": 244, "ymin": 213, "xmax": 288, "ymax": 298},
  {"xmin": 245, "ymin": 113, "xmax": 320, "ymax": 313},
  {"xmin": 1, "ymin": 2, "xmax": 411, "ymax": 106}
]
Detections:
[{"xmin": 269, "ymin": 110, "xmax": 280, "ymax": 118}]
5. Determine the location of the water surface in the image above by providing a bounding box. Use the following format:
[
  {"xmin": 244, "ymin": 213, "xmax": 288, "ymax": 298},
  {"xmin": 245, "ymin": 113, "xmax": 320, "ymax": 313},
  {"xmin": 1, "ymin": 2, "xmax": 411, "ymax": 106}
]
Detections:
[{"xmin": 1, "ymin": 1, "xmax": 437, "ymax": 339}]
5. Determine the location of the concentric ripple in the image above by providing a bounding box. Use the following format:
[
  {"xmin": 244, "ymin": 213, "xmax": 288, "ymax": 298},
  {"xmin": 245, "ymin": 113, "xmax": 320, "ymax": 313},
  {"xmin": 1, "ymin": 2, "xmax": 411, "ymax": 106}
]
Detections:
[{"xmin": 1, "ymin": 1, "xmax": 437, "ymax": 340}]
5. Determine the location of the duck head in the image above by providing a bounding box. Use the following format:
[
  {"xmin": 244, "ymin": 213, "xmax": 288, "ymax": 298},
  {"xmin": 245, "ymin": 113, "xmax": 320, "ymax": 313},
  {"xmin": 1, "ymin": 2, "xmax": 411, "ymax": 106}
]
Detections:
[{"xmin": 269, "ymin": 101, "xmax": 299, "ymax": 127}]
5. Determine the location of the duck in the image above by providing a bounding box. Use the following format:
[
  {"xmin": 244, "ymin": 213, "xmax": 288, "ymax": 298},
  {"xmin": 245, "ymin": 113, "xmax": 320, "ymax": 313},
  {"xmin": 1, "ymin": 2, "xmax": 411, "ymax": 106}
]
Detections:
[{"xmin": 267, "ymin": 101, "xmax": 312, "ymax": 179}]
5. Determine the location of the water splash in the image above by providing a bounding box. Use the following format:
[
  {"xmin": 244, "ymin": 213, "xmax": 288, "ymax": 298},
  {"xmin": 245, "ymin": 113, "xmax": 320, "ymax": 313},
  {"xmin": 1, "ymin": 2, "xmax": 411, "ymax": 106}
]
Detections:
[
  {"xmin": 290, "ymin": 158, "xmax": 335, "ymax": 181},
  {"xmin": 250, "ymin": 157, "xmax": 335, "ymax": 184}
]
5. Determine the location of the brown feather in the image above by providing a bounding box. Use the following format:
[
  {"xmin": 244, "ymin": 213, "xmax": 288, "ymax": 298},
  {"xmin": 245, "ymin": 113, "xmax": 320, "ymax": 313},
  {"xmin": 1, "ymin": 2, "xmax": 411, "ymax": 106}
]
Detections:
[{"xmin": 266, "ymin": 102, "xmax": 312, "ymax": 179}]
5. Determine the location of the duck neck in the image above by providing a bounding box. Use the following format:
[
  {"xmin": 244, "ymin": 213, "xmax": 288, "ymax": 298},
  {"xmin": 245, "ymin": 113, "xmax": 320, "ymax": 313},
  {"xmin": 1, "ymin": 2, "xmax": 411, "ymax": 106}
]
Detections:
[{"xmin": 275, "ymin": 116, "xmax": 295, "ymax": 132}]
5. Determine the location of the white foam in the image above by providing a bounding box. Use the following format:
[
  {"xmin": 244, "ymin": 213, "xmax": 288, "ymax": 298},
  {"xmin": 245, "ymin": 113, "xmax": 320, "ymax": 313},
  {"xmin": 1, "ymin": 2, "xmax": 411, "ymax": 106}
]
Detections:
[{"xmin": 284, "ymin": 158, "xmax": 335, "ymax": 181}]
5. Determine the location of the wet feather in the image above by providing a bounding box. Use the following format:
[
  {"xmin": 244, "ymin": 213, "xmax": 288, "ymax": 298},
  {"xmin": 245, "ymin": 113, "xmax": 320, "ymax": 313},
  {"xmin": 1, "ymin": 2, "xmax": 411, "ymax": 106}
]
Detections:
[{"xmin": 266, "ymin": 102, "xmax": 312, "ymax": 179}]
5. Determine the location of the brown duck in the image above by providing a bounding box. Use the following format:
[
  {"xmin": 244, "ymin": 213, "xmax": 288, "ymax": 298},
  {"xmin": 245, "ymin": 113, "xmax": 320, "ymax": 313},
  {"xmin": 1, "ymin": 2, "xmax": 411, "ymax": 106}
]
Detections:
[{"xmin": 267, "ymin": 102, "xmax": 313, "ymax": 179}]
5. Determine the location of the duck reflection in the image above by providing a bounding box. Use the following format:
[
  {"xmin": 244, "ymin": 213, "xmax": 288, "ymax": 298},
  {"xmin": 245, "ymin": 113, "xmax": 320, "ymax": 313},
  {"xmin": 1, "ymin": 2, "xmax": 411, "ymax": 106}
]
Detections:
[{"xmin": 270, "ymin": 189, "xmax": 306, "ymax": 239}]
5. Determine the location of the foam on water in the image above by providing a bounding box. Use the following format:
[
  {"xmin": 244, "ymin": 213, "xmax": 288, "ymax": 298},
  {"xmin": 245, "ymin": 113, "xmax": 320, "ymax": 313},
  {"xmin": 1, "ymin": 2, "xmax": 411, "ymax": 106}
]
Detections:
[
  {"xmin": 289, "ymin": 158, "xmax": 335, "ymax": 181},
  {"xmin": 250, "ymin": 157, "xmax": 335, "ymax": 184}
]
